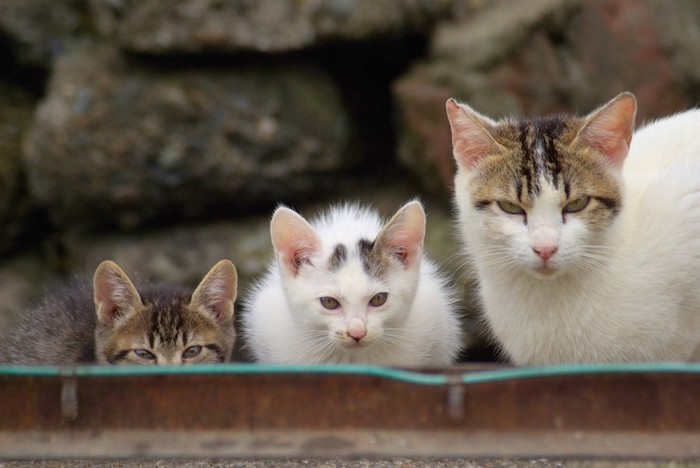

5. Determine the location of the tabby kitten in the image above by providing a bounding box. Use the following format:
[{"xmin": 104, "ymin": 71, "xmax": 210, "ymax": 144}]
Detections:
[
  {"xmin": 0, "ymin": 260, "xmax": 237, "ymax": 365},
  {"xmin": 447, "ymin": 92, "xmax": 700, "ymax": 364}
]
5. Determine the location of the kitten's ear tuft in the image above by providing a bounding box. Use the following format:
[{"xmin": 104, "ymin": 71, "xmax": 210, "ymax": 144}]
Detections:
[
  {"xmin": 376, "ymin": 200, "xmax": 426, "ymax": 268},
  {"xmin": 575, "ymin": 92, "xmax": 637, "ymax": 169},
  {"xmin": 93, "ymin": 260, "xmax": 142, "ymax": 325},
  {"xmin": 446, "ymin": 98, "xmax": 500, "ymax": 170},
  {"xmin": 191, "ymin": 259, "xmax": 237, "ymax": 323},
  {"xmin": 270, "ymin": 207, "xmax": 321, "ymax": 276}
]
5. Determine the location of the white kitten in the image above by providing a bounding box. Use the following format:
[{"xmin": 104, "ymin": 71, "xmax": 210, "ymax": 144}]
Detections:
[
  {"xmin": 446, "ymin": 92, "xmax": 700, "ymax": 364},
  {"xmin": 241, "ymin": 201, "xmax": 463, "ymax": 366}
]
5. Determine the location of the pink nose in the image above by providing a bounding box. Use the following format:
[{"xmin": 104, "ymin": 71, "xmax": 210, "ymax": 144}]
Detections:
[
  {"xmin": 532, "ymin": 245, "xmax": 558, "ymax": 261},
  {"xmin": 348, "ymin": 328, "xmax": 367, "ymax": 341},
  {"xmin": 347, "ymin": 317, "xmax": 367, "ymax": 341}
]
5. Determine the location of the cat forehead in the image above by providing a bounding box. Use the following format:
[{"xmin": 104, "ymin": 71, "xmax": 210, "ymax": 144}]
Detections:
[
  {"xmin": 325, "ymin": 239, "xmax": 391, "ymax": 279},
  {"xmin": 473, "ymin": 116, "xmax": 608, "ymax": 197},
  {"xmin": 500, "ymin": 116, "xmax": 577, "ymax": 195}
]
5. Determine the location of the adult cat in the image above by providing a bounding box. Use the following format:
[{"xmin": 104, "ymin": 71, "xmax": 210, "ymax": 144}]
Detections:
[{"xmin": 447, "ymin": 92, "xmax": 700, "ymax": 364}]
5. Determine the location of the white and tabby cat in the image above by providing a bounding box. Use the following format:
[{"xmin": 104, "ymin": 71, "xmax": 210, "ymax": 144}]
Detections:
[
  {"xmin": 242, "ymin": 201, "xmax": 463, "ymax": 365},
  {"xmin": 446, "ymin": 92, "xmax": 700, "ymax": 364},
  {"xmin": 0, "ymin": 260, "xmax": 238, "ymax": 365}
]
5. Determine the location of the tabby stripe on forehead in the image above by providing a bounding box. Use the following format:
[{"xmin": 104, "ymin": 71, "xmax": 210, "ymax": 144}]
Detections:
[
  {"xmin": 153, "ymin": 305, "xmax": 182, "ymax": 343},
  {"xmin": 328, "ymin": 244, "xmax": 347, "ymax": 271},
  {"xmin": 518, "ymin": 117, "xmax": 566, "ymax": 194}
]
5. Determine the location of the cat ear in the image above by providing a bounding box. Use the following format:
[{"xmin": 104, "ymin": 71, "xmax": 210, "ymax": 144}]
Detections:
[
  {"xmin": 93, "ymin": 260, "xmax": 143, "ymax": 326},
  {"xmin": 446, "ymin": 98, "xmax": 501, "ymax": 170},
  {"xmin": 270, "ymin": 207, "xmax": 321, "ymax": 276},
  {"xmin": 574, "ymin": 92, "xmax": 637, "ymax": 169},
  {"xmin": 375, "ymin": 200, "xmax": 426, "ymax": 268},
  {"xmin": 190, "ymin": 259, "xmax": 237, "ymax": 323}
]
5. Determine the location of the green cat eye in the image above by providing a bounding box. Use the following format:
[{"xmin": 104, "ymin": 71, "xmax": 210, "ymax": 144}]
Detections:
[
  {"xmin": 320, "ymin": 296, "xmax": 340, "ymax": 310},
  {"xmin": 497, "ymin": 200, "xmax": 525, "ymax": 215},
  {"xmin": 564, "ymin": 196, "xmax": 591, "ymax": 213},
  {"xmin": 369, "ymin": 292, "xmax": 388, "ymax": 307},
  {"xmin": 134, "ymin": 349, "xmax": 156, "ymax": 361},
  {"xmin": 182, "ymin": 345, "xmax": 202, "ymax": 359}
]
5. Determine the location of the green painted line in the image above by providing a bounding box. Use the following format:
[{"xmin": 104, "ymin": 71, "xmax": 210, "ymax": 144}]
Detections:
[{"xmin": 0, "ymin": 362, "xmax": 699, "ymax": 386}]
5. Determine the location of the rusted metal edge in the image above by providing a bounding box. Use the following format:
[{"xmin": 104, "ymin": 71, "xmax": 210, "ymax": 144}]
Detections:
[
  {"xmin": 1, "ymin": 430, "xmax": 700, "ymax": 460},
  {"xmin": 2, "ymin": 364, "xmax": 699, "ymax": 459}
]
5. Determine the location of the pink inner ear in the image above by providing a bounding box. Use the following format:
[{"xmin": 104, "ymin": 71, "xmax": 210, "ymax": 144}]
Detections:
[
  {"xmin": 579, "ymin": 94, "xmax": 636, "ymax": 169},
  {"xmin": 378, "ymin": 201, "xmax": 425, "ymax": 268},
  {"xmin": 94, "ymin": 271, "xmax": 134, "ymax": 325},
  {"xmin": 191, "ymin": 260, "xmax": 237, "ymax": 322},
  {"xmin": 271, "ymin": 208, "xmax": 320, "ymax": 276},
  {"xmin": 446, "ymin": 99, "xmax": 497, "ymax": 169}
]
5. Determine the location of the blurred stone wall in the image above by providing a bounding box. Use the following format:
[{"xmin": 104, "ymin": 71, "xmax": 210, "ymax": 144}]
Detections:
[{"xmin": 0, "ymin": 0, "xmax": 698, "ymax": 361}]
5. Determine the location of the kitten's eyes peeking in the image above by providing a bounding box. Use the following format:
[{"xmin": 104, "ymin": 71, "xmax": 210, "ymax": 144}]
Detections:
[
  {"xmin": 134, "ymin": 349, "xmax": 156, "ymax": 361},
  {"xmin": 564, "ymin": 196, "xmax": 591, "ymax": 213},
  {"xmin": 182, "ymin": 345, "xmax": 202, "ymax": 359},
  {"xmin": 369, "ymin": 292, "xmax": 388, "ymax": 307},
  {"xmin": 320, "ymin": 296, "xmax": 340, "ymax": 310},
  {"xmin": 497, "ymin": 201, "xmax": 525, "ymax": 215}
]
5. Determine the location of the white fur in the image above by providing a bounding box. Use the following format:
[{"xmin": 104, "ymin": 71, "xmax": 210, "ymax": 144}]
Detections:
[
  {"xmin": 455, "ymin": 108, "xmax": 700, "ymax": 364},
  {"xmin": 242, "ymin": 203, "xmax": 463, "ymax": 366}
]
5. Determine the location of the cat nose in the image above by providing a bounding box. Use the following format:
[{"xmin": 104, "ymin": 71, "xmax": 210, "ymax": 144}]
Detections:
[
  {"xmin": 348, "ymin": 328, "xmax": 367, "ymax": 341},
  {"xmin": 532, "ymin": 245, "xmax": 558, "ymax": 261},
  {"xmin": 347, "ymin": 317, "xmax": 367, "ymax": 341}
]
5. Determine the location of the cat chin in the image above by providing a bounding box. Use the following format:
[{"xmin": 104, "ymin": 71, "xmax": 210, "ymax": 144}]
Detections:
[{"xmin": 529, "ymin": 264, "xmax": 562, "ymax": 279}]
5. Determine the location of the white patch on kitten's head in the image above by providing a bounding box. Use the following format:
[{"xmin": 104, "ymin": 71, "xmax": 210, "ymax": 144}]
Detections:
[
  {"xmin": 446, "ymin": 93, "xmax": 637, "ymax": 278},
  {"xmin": 270, "ymin": 201, "xmax": 425, "ymax": 359}
]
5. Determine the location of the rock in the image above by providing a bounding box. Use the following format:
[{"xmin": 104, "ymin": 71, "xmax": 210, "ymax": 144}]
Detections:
[
  {"xmin": 61, "ymin": 217, "xmax": 272, "ymax": 295},
  {"xmin": 23, "ymin": 44, "xmax": 353, "ymax": 230},
  {"xmin": 0, "ymin": 80, "xmax": 41, "ymax": 256},
  {"xmin": 89, "ymin": 0, "xmax": 462, "ymax": 54},
  {"xmin": 0, "ymin": 0, "xmax": 89, "ymax": 69},
  {"xmin": 394, "ymin": 0, "xmax": 700, "ymax": 196}
]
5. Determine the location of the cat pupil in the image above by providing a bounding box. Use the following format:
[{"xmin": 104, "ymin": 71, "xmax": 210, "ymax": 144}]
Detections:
[
  {"xmin": 135, "ymin": 349, "xmax": 156, "ymax": 360},
  {"xmin": 564, "ymin": 195, "xmax": 590, "ymax": 213},
  {"xmin": 369, "ymin": 292, "xmax": 388, "ymax": 307},
  {"xmin": 497, "ymin": 200, "xmax": 525, "ymax": 215},
  {"xmin": 183, "ymin": 345, "xmax": 202, "ymax": 359},
  {"xmin": 319, "ymin": 296, "xmax": 340, "ymax": 310}
]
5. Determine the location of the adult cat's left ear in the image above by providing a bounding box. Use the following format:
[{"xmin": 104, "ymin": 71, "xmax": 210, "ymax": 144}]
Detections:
[
  {"xmin": 93, "ymin": 260, "xmax": 143, "ymax": 325},
  {"xmin": 446, "ymin": 98, "xmax": 502, "ymax": 169},
  {"xmin": 574, "ymin": 92, "xmax": 637, "ymax": 169},
  {"xmin": 190, "ymin": 259, "xmax": 237, "ymax": 323},
  {"xmin": 376, "ymin": 200, "xmax": 426, "ymax": 268}
]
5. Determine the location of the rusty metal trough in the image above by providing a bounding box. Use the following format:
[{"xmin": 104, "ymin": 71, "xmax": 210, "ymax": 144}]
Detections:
[{"xmin": 1, "ymin": 363, "xmax": 699, "ymax": 459}]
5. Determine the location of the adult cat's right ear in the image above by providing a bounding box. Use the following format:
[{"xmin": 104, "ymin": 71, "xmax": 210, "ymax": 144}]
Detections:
[
  {"xmin": 93, "ymin": 260, "xmax": 143, "ymax": 325},
  {"xmin": 446, "ymin": 98, "xmax": 501, "ymax": 169},
  {"xmin": 270, "ymin": 207, "xmax": 321, "ymax": 276},
  {"xmin": 573, "ymin": 92, "xmax": 637, "ymax": 169}
]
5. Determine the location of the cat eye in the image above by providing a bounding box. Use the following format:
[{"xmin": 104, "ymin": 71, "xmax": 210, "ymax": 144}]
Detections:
[
  {"xmin": 564, "ymin": 196, "xmax": 591, "ymax": 213},
  {"xmin": 369, "ymin": 292, "xmax": 388, "ymax": 307},
  {"xmin": 497, "ymin": 200, "xmax": 526, "ymax": 215},
  {"xmin": 134, "ymin": 349, "xmax": 156, "ymax": 361},
  {"xmin": 319, "ymin": 296, "xmax": 340, "ymax": 310},
  {"xmin": 182, "ymin": 345, "xmax": 202, "ymax": 359}
]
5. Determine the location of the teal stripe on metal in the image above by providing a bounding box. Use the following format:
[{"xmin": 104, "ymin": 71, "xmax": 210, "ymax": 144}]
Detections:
[{"xmin": 0, "ymin": 362, "xmax": 699, "ymax": 385}]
